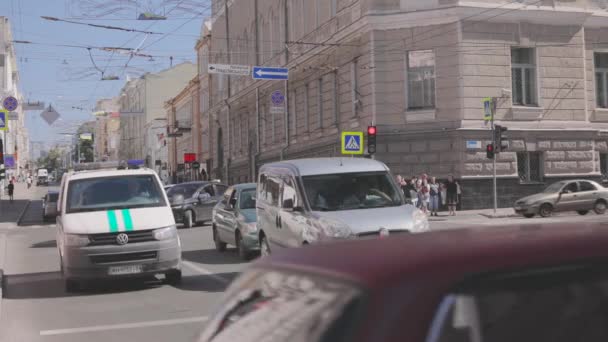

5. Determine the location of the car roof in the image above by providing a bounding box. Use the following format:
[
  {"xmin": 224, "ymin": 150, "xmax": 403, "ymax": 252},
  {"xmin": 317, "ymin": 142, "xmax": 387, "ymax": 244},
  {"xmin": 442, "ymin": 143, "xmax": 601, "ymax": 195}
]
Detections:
[
  {"xmin": 256, "ymin": 222, "xmax": 608, "ymax": 291},
  {"xmin": 261, "ymin": 158, "xmax": 389, "ymax": 177},
  {"xmin": 232, "ymin": 183, "xmax": 256, "ymax": 190},
  {"xmin": 67, "ymin": 168, "xmax": 158, "ymax": 181}
]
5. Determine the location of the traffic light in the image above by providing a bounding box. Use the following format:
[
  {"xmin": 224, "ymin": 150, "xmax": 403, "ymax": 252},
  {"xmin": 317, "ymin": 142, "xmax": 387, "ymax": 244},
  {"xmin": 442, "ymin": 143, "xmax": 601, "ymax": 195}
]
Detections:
[
  {"xmin": 0, "ymin": 138, "xmax": 3, "ymax": 165},
  {"xmin": 495, "ymin": 125, "xmax": 509, "ymax": 152},
  {"xmin": 367, "ymin": 126, "xmax": 377, "ymax": 154},
  {"xmin": 486, "ymin": 144, "xmax": 495, "ymax": 159}
]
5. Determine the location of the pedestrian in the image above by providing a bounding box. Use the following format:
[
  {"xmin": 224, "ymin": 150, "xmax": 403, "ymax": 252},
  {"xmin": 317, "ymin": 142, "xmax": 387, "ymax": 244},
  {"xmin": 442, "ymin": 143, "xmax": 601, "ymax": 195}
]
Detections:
[
  {"xmin": 410, "ymin": 175, "xmax": 419, "ymax": 207},
  {"xmin": 429, "ymin": 177, "xmax": 440, "ymax": 216},
  {"xmin": 444, "ymin": 174, "xmax": 458, "ymax": 216},
  {"xmin": 419, "ymin": 176, "xmax": 430, "ymax": 214},
  {"xmin": 201, "ymin": 168, "xmax": 208, "ymax": 181},
  {"xmin": 26, "ymin": 176, "xmax": 32, "ymax": 189},
  {"xmin": 7, "ymin": 180, "xmax": 14, "ymax": 203}
]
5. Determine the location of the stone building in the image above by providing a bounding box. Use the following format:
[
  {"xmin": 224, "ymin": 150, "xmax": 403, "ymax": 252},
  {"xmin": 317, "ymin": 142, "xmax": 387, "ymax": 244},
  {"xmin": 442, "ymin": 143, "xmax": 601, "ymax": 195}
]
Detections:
[
  {"xmin": 93, "ymin": 98, "xmax": 120, "ymax": 162},
  {"xmin": 200, "ymin": 0, "xmax": 608, "ymax": 209}
]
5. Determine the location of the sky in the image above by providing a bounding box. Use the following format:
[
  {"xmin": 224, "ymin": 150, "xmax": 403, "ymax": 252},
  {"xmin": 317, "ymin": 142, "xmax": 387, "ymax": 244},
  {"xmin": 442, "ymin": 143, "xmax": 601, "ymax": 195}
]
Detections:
[{"xmin": 0, "ymin": 0, "xmax": 209, "ymax": 146}]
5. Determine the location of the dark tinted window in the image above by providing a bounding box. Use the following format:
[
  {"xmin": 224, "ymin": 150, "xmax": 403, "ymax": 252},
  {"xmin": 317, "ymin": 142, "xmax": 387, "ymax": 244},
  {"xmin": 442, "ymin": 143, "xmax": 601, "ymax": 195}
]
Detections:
[
  {"xmin": 48, "ymin": 193, "xmax": 59, "ymax": 202},
  {"xmin": 200, "ymin": 270, "xmax": 362, "ymax": 342},
  {"xmin": 167, "ymin": 183, "xmax": 204, "ymax": 198},
  {"xmin": 563, "ymin": 182, "xmax": 578, "ymax": 193},
  {"xmin": 431, "ymin": 263, "xmax": 608, "ymax": 342},
  {"xmin": 239, "ymin": 189, "xmax": 256, "ymax": 209},
  {"xmin": 579, "ymin": 181, "xmax": 597, "ymax": 192}
]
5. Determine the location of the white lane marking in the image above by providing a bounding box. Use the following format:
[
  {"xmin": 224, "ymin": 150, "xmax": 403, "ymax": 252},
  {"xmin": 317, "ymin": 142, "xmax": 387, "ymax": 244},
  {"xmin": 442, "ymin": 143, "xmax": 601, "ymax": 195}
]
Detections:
[
  {"xmin": 40, "ymin": 316, "xmax": 209, "ymax": 336},
  {"xmin": 182, "ymin": 260, "xmax": 230, "ymax": 285}
]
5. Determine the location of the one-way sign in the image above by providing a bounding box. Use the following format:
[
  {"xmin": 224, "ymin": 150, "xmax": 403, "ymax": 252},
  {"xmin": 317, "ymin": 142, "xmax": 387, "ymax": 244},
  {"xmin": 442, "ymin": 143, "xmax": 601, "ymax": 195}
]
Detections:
[
  {"xmin": 208, "ymin": 64, "xmax": 251, "ymax": 76},
  {"xmin": 252, "ymin": 66, "xmax": 289, "ymax": 80}
]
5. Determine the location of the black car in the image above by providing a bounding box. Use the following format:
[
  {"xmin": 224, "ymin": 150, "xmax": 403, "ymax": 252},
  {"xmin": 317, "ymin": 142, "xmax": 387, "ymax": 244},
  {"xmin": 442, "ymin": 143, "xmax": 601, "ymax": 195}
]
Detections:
[{"xmin": 167, "ymin": 181, "xmax": 228, "ymax": 228}]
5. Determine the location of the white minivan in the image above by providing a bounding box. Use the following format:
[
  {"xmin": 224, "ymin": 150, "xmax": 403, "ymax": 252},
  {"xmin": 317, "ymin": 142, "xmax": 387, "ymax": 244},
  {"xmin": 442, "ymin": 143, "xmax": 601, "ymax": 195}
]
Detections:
[
  {"xmin": 56, "ymin": 168, "xmax": 181, "ymax": 292},
  {"xmin": 256, "ymin": 158, "xmax": 429, "ymax": 256}
]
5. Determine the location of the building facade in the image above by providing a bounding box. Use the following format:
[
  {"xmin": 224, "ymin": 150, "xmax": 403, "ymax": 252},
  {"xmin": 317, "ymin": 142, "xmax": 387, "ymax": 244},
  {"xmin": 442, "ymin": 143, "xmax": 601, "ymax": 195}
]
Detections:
[
  {"xmin": 199, "ymin": 0, "xmax": 608, "ymax": 209},
  {"xmin": 117, "ymin": 62, "xmax": 197, "ymax": 163},
  {"xmin": 0, "ymin": 17, "xmax": 29, "ymax": 178},
  {"xmin": 165, "ymin": 77, "xmax": 201, "ymax": 183},
  {"xmin": 93, "ymin": 98, "xmax": 120, "ymax": 161}
]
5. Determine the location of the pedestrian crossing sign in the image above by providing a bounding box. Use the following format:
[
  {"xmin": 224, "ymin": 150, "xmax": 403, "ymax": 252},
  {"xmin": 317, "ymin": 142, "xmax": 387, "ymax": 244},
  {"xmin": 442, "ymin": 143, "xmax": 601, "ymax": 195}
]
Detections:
[
  {"xmin": 0, "ymin": 110, "xmax": 7, "ymax": 131},
  {"xmin": 341, "ymin": 131, "xmax": 364, "ymax": 155}
]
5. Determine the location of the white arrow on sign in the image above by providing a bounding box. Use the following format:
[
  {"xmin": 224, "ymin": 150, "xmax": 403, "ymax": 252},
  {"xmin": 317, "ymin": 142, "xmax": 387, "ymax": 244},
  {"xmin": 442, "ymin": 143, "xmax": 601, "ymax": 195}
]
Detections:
[{"xmin": 255, "ymin": 69, "xmax": 287, "ymax": 77}]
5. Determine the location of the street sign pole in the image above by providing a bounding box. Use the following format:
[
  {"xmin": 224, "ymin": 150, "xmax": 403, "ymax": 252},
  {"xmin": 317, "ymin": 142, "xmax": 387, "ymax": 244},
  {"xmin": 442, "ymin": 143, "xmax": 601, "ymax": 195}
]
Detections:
[{"xmin": 491, "ymin": 97, "xmax": 498, "ymax": 217}]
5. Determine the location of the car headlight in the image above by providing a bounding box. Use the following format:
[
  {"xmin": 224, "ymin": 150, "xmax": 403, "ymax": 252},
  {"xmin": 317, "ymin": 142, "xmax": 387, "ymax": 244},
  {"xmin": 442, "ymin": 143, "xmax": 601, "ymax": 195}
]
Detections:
[
  {"xmin": 65, "ymin": 234, "xmax": 90, "ymax": 247},
  {"xmin": 410, "ymin": 209, "xmax": 430, "ymax": 233},
  {"xmin": 316, "ymin": 218, "xmax": 354, "ymax": 240},
  {"xmin": 241, "ymin": 221, "xmax": 257, "ymax": 234},
  {"xmin": 154, "ymin": 225, "xmax": 178, "ymax": 240}
]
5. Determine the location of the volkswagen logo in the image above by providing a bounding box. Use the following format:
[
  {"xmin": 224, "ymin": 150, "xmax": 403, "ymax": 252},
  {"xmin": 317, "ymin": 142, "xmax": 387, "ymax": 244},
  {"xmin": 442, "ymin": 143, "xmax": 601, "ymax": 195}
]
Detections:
[{"xmin": 116, "ymin": 233, "xmax": 129, "ymax": 245}]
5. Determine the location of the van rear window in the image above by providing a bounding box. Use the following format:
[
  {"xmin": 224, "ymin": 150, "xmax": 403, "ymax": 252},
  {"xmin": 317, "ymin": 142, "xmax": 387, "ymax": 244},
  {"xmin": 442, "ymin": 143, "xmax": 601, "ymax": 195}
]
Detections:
[{"xmin": 201, "ymin": 270, "xmax": 363, "ymax": 342}]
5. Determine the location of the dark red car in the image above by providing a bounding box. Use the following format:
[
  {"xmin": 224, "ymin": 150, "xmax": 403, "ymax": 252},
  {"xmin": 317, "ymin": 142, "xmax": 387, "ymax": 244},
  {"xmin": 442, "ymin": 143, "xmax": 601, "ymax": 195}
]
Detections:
[{"xmin": 197, "ymin": 222, "xmax": 608, "ymax": 342}]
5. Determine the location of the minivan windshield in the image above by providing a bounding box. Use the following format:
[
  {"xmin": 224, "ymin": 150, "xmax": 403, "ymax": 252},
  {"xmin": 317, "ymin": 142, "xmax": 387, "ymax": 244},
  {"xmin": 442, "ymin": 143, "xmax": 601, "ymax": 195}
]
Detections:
[
  {"xmin": 66, "ymin": 175, "xmax": 166, "ymax": 213},
  {"xmin": 302, "ymin": 172, "xmax": 402, "ymax": 211}
]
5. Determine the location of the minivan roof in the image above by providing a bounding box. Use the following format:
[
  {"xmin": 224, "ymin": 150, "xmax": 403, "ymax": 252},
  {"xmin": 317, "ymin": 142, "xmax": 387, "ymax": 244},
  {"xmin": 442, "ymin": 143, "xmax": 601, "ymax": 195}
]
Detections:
[{"xmin": 261, "ymin": 157, "xmax": 388, "ymax": 177}]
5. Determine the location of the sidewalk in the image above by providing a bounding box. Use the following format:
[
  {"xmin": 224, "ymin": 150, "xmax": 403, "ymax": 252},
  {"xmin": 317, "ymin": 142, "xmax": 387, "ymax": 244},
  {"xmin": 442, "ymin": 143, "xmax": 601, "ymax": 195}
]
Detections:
[
  {"xmin": 0, "ymin": 182, "xmax": 46, "ymax": 228},
  {"xmin": 428, "ymin": 207, "xmax": 517, "ymax": 222}
]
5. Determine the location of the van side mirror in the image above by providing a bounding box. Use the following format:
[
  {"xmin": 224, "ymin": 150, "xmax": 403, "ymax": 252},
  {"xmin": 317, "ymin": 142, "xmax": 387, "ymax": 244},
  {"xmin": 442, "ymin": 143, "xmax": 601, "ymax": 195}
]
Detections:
[{"xmin": 283, "ymin": 198, "xmax": 294, "ymax": 210}]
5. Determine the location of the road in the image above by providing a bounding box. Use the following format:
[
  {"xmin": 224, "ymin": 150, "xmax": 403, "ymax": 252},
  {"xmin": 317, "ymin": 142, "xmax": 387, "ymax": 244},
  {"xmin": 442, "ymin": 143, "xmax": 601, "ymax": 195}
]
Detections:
[{"xmin": 1, "ymin": 183, "xmax": 608, "ymax": 341}]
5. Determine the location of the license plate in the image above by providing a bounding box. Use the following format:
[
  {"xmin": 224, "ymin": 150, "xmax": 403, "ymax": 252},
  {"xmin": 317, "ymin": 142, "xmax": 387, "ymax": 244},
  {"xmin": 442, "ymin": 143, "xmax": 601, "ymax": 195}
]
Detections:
[{"xmin": 108, "ymin": 265, "xmax": 143, "ymax": 275}]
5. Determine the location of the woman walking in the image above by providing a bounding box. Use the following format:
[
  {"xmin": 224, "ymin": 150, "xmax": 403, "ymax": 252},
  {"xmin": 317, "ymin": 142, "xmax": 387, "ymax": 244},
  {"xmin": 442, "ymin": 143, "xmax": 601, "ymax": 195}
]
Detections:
[
  {"xmin": 444, "ymin": 175, "xmax": 458, "ymax": 216},
  {"xmin": 429, "ymin": 177, "xmax": 440, "ymax": 216}
]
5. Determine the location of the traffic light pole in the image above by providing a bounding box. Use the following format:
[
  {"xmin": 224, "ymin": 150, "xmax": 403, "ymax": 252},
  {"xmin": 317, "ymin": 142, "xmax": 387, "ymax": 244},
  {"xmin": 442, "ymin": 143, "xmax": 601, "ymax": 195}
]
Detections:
[{"xmin": 491, "ymin": 98, "xmax": 498, "ymax": 217}]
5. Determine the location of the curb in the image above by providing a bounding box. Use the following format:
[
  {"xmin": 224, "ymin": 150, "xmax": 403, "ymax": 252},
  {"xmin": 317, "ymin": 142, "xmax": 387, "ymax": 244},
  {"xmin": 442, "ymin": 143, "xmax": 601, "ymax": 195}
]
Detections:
[
  {"xmin": 16, "ymin": 200, "xmax": 31, "ymax": 226},
  {"xmin": 479, "ymin": 213, "xmax": 519, "ymax": 219}
]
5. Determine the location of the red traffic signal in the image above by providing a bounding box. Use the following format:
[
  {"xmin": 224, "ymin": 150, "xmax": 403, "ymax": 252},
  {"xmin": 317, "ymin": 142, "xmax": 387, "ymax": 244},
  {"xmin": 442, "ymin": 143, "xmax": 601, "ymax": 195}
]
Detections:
[
  {"xmin": 367, "ymin": 126, "xmax": 377, "ymax": 135},
  {"xmin": 486, "ymin": 144, "xmax": 495, "ymax": 159},
  {"xmin": 367, "ymin": 126, "xmax": 377, "ymax": 154}
]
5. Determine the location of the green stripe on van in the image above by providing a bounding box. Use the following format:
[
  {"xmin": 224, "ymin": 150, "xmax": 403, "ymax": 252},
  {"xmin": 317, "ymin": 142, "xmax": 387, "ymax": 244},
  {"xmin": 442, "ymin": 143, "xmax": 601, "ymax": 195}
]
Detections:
[
  {"xmin": 122, "ymin": 209, "xmax": 134, "ymax": 231},
  {"xmin": 107, "ymin": 210, "xmax": 119, "ymax": 233}
]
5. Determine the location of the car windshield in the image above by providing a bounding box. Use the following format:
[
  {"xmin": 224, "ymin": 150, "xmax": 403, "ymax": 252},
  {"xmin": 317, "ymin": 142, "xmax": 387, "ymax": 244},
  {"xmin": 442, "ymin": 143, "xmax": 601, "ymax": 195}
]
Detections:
[
  {"xmin": 167, "ymin": 183, "xmax": 202, "ymax": 198},
  {"xmin": 543, "ymin": 182, "xmax": 566, "ymax": 193},
  {"xmin": 434, "ymin": 263, "xmax": 608, "ymax": 342},
  {"xmin": 66, "ymin": 175, "xmax": 166, "ymax": 213},
  {"xmin": 302, "ymin": 172, "xmax": 402, "ymax": 211},
  {"xmin": 239, "ymin": 189, "xmax": 256, "ymax": 209}
]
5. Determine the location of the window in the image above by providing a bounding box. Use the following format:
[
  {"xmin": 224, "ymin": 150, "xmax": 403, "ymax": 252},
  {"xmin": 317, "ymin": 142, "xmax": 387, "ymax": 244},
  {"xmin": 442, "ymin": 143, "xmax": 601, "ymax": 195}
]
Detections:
[
  {"xmin": 333, "ymin": 72, "xmax": 339, "ymax": 126},
  {"xmin": 318, "ymin": 78, "xmax": 323, "ymax": 128},
  {"xmin": 351, "ymin": 59, "xmax": 359, "ymax": 117},
  {"xmin": 517, "ymin": 152, "xmax": 542, "ymax": 183},
  {"xmin": 290, "ymin": 90, "xmax": 297, "ymax": 136},
  {"xmin": 282, "ymin": 178, "xmax": 298, "ymax": 208},
  {"xmin": 239, "ymin": 189, "xmax": 256, "ymax": 209},
  {"xmin": 330, "ymin": 0, "xmax": 337, "ymax": 17},
  {"xmin": 263, "ymin": 176, "xmax": 281, "ymax": 206},
  {"xmin": 563, "ymin": 182, "xmax": 578, "ymax": 193},
  {"xmin": 214, "ymin": 184, "xmax": 228, "ymax": 196},
  {"xmin": 407, "ymin": 50, "xmax": 436, "ymax": 110},
  {"xmin": 511, "ymin": 47, "xmax": 537, "ymax": 106},
  {"xmin": 304, "ymin": 84, "xmax": 310, "ymax": 131},
  {"xmin": 579, "ymin": 181, "xmax": 597, "ymax": 192},
  {"xmin": 595, "ymin": 53, "xmax": 608, "ymax": 108},
  {"xmin": 601, "ymin": 153, "xmax": 608, "ymax": 178}
]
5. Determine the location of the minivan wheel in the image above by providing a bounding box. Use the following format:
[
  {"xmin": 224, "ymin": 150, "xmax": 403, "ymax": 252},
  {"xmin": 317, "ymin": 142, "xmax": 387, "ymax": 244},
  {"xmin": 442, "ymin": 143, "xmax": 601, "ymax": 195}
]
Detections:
[
  {"xmin": 183, "ymin": 210, "xmax": 194, "ymax": 228},
  {"xmin": 165, "ymin": 269, "xmax": 182, "ymax": 285},
  {"xmin": 260, "ymin": 235, "xmax": 271, "ymax": 257},
  {"xmin": 236, "ymin": 232, "xmax": 251, "ymax": 261},
  {"xmin": 594, "ymin": 200, "xmax": 607, "ymax": 215},
  {"xmin": 213, "ymin": 226, "xmax": 227, "ymax": 252},
  {"xmin": 539, "ymin": 204, "xmax": 553, "ymax": 218}
]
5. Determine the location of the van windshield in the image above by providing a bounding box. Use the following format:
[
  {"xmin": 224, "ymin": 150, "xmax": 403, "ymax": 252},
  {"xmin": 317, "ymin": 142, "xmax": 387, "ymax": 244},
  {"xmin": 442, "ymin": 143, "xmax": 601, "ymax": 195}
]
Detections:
[
  {"xmin": 302, "ymin": 172, "xmax": 402, "ymax": 212},
  {"xmin": 66, "ymin": 175, "xmax": 166, "ymax": 213}
]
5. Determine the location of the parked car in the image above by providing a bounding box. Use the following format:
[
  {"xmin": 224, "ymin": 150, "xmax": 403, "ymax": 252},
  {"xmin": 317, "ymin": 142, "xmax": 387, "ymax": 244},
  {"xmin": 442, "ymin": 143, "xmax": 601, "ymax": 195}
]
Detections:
[
  {"xmin": 514, "ymin": 179, "xmax": 608, "ymax": 218},
  {"xmin": 256, "ymin": 158, "xmax": 428, "ymax": 256},
  {"xmin": 167, "ymin": 181, "xmax": 228, "ymax": 228},
  {"xmin": 42, "ymin": 190, "xmax": 59, "ymax": 221},
  {"xmin": 212, "ymin": 183, "xmax": 258, "ymax": 260},
  {"xmin": 197, "ymin": 221, "xmax": 608, "ymax": 342}
]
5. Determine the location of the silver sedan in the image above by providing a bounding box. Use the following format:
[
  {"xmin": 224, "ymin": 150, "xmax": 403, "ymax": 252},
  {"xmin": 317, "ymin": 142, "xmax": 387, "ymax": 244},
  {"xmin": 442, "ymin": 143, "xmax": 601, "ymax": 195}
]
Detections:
[
  {"xmin": 514, "ymin": 180, "xmax": 608, "ymax": 218},
  {"xmin": 212, "ymin": 183, "xmax": 259, "ymax": 260}
]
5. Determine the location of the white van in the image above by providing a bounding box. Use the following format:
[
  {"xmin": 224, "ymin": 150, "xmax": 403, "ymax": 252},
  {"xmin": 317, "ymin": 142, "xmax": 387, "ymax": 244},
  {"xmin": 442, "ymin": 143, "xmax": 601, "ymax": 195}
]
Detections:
[
  {"xmin": 256, "ymin": 158, "xmax": 429, "ymax": 256},
  {"xmin": 56, "ymin": 168, "xmax": 181, "ymax": 292}
]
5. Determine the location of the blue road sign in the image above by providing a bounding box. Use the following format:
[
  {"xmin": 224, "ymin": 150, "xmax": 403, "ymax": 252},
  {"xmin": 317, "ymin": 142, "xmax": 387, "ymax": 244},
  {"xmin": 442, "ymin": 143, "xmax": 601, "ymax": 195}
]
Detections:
[
  {"xmin": 252, "ymin": 66, "xmax": 289, "ymax": 80},
  {"xmin": 3, "ymin": 96, "xmax": 18, "ymax": 112},
  {"xmin": 341, "ymin": 131, "xmax": 364, "ymax": 155},
  {"xmin": 271, "ymin": 90, "xmax": 285, "ymax": 106},
  {"xmin": 0, "ymin": 110, "xmax": 7, "ymax": 131}
]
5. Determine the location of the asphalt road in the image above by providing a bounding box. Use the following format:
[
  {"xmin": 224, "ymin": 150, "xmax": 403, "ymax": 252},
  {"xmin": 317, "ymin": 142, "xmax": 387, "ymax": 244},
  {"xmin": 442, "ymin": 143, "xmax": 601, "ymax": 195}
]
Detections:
[{"xmin": 2, "ymin": 185, "xmax": 608, "ymax": 341}]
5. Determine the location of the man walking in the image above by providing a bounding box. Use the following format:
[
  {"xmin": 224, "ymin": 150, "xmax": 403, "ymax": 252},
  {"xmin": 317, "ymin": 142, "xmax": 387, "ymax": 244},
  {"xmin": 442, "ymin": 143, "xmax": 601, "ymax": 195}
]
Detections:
[
  {"xmin": 7, "ymin": 180, "xmax": 14, "ymax": 203},
  {"xmin": 26, "ymin": 175, "xmax": 32, "ymax": 189}
]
